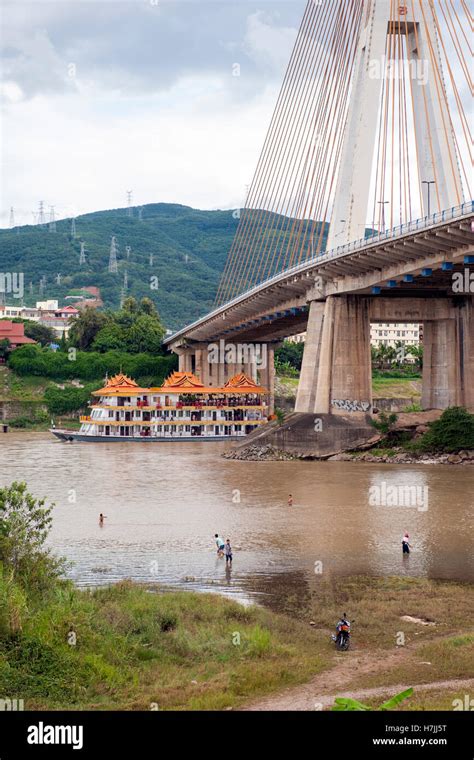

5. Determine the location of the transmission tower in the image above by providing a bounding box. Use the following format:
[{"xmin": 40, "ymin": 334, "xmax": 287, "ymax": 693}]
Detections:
[
  {"xmin": 49, "ymin": 206, "xmax": 57, "ymax": 233},
  {"xmin": 119, "ymin": 271, "xmax": 128, "ymax": 308},
  {"xmin": 79, "ymin": 241, "xmax": 87, "ymax": 265},
  {"xmin": 108, "ymin": 236, "xmax": 119, "ymax": 274},
  {"xmin": 29, "ymin": 282, "xmax": 34, "ymax": 296},
  {"xmin": 149, "ymin": 253, "xmax": 154, "ymax": 267},
  {"xmin": 126, "ymin": 190, "xmax": 133, "ymax": 217},
  {"xmin": 9, "ymin": 207, "xmax": 15, "ymax": 228},
  {"xmin": 56, "ymin": 273, "xmax": 61, "ymax": 286},
  {"xmin": 71, "ymin": 217, "xmax": 76, "ymax": 238},
  {"xmin": 125, "ymin": 245, "xmax": 131, "ymax": 261},
  {"xmin": 138, "ymin": 207, "xmax": 143, "ymax": 222},
  {"xmin": 38, "ymin": 201, "xmax": 46, "ymax": 228}
]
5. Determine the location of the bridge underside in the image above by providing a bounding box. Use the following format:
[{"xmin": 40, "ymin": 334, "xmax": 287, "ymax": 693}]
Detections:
[
  {"xmin": 296, "ymin": 294, "xmax": 473, "ymax": 415},
  {"xmin": 168, "ymin": 212, "xmax": 473, "ymax": 417}
]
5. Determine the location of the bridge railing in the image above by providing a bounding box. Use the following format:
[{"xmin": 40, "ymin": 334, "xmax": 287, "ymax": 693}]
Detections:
[
  {"xmin": 166, "ymin": 201, "xmax": 473, "ymax": 342},
  {"xmin": 310, "ymin": 200, "xmax": 474, "ymax": 265}
]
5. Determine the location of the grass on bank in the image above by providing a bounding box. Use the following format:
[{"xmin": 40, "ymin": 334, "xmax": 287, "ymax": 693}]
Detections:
[
  {"xmin": 0, "ymin": 581, "xmax": 323, "ymax": 711},
  {"xmin": 1, "ymin": 575, "xmax": 472, "ymax": 712},
  {"xmin": 304, "ymin": 576, "xmax": 474, "ymax": 652}
]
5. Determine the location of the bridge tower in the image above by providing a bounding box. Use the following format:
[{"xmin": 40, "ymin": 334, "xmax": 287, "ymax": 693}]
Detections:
[{"xmin": 327, "ymin": 0, "xmax": 464, "ymax": 249}]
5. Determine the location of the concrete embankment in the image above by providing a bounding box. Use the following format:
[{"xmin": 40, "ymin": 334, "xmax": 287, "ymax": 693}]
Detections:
[
  {"xmin": 226, "ymin": 412, "xmax": 381, "ymax": 460},
  {"xmin": 224, "ymin": 409, "xmax": 473, "ymax": 464}
]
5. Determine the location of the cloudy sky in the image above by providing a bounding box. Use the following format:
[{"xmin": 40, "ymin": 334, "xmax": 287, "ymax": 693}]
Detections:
[{"xmin": 0, "ymin": 0, "xmax": 304, "ymax": 226}]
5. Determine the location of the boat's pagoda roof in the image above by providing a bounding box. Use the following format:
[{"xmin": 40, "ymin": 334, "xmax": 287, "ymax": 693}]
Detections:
[
  {"xmin": 92, "ymin": 371, "xmax": 267, "ymax": 397},
  {"xmin": 92, "ymin": 373, "xmax": 149, "ymax": 397}
]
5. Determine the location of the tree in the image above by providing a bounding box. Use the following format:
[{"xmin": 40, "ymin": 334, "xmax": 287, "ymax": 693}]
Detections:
[
  {"xmin": 122, "ymin": 297, "xmax": 139, "ymax": 315},
  {"xmin": 275, "ymin": 340, "xmax": 304, "ymax": 371},
  {"xmin": 68, "ymin": 307, "xmax": 107, "ymax": 350},
  {"xmin": 92, "ymin": 323, "xmax": 127, "ymax": 353},
  {"xmin": 59, "ymin": 332, "xmax": 68, "ymax": 352},
  {"xmin": 0, "ymin": 482, "xmax": 64, "ymax": 590},
  {"xmin": 22, "ymin": 320, "xmax": 56, "ymax": 347},
  {"xmin": 406, "ymin": 343, "xmax": 423, "ymax": 371},
  {"xmin": 0, "ymin": 338, "xmax": 11, "ymax": 361},
  {"xmin": 125, "ymin": 314, "xmax": 165, "ymax": 353},
  {"xmin": 139, "ymin": 297, "xmax": 159, "ymax": 318}
]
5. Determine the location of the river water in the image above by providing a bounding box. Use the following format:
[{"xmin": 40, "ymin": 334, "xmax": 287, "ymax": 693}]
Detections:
[{"xmin": 1, "ymin": 433, "xmax": 472, "ymax": 609}]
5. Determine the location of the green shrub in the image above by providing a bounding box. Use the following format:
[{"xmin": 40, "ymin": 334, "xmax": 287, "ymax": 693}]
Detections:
[
  {"xmin": 8, "ymin": 409, "xmax": 49, "ymax": 428},
  {"xmin": 416, "ymin": 407, "xmax": 474, "ymax": 453},
  {"xmin": 370, "ymin": 411, "xmax": 398, "ymax": 434},
  {"xmin": 8, "ymin": 345, "xmax": 177, "ymax": 383},
  {"xmin": 44, "ymin": 385, "xmax": 95, "ymax": 415},
  {"xmin": 0, "ymin": 482, "xmax": 65, "ymax": 593}
]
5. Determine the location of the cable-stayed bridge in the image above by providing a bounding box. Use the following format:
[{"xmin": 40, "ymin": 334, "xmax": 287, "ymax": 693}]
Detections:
[{"xmin": 166, "ymin": 0, "xmax": 473, "ymax": 422}]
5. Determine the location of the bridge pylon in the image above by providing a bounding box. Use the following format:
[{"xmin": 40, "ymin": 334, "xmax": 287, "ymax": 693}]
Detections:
[{"xmin": 327, "ymin": 0, "xmax": 464, "ymax": 249}]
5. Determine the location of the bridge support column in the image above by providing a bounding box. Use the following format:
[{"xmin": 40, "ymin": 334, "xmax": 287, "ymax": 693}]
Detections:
[
  {"xmin": 295, "ymin": 300, "xmax": 325, "ymax": 413},
  {"xmin": 178, "ymin": 350, "xmax": 193, "ymax": 373},
  {"xmin": 297, "ymin": 295, "xmax": 372, "ymax": 415},
  {"xmin": 422, "ymin": 300, "xmax": 474, "ymax": 410},
  {"xmin": 460, "ymin": 300, "xmax": 474, "ymax": 410},
  {"xmin": 422, "ymin": 321, "xmax": 458, "ymax": 409},
  {"xmin": 259, "ymin": 346, "xmax": 275, "ymax": 415},
  {"xmin": 327, "ymin": 295, "xmax": 372, "ymax": 415}
]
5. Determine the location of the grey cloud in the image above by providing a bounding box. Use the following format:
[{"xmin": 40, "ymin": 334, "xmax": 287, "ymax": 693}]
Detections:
[{"xmin": 2, "ymin": 0, "xmax": 301, "ymax": 100}]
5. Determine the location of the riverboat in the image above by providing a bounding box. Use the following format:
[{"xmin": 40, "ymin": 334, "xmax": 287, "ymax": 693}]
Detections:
[{"xmin": 50, "ymin": 371, "xmax": 270, "ymax": 442}]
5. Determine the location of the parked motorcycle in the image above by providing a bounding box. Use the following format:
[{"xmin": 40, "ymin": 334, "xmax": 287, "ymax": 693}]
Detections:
[{"xmin": 332, "ymin": 613, "xmax": 352, "ymax": 651}]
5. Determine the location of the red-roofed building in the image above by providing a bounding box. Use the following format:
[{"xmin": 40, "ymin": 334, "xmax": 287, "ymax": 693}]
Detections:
[
  {"xmin": 0, "ymin": 321, "xmax": 37, "ymax": 350},
  {"xmin": 54, "ymin": 306, "xmax": 79, "ymax": 319}
]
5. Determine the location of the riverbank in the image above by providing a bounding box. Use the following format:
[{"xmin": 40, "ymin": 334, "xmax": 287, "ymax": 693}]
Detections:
[
  {"xmin": 224, "ymin": 443, "xmax": 474, "ymax": 465},
  {"xmin": 1, "ymin": 576, "xmax": 472, "ymax": 711}
]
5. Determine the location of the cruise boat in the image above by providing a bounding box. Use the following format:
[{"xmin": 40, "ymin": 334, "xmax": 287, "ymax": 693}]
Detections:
[{"xmin": 51, "ymin": 371, "xmax": 270, "ymax": 442}]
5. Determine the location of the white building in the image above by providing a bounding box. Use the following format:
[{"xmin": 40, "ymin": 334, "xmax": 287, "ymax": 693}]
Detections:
[{"xmin": 370, "ymin": 323, "xmax": 421, "ymax": 349}]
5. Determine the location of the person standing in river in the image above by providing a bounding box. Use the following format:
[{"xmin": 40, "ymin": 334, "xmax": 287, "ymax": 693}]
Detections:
[
  {"xmin": 288, "ymin": 494, "xmax": 293, "ymax": 506},
  {"xmin": 402, "ymin": 532, "xmax": 412, "ymax": 554},
  {"xmin": 224, "ymin": 538, "xmax": 233, "ymax": 566},
  {"xmin": 99, "ymin": 513, "xmax": 107, "ymax": 527},
  {"xmin": 214, "ymin": 533, "xmax": 225, "ymax": 557}
]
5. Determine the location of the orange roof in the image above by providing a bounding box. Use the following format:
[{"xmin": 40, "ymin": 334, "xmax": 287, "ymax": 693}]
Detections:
[
  {"xmin": 91, "ymin": 371, "xmax": 267, "ymax": 397},
  {"xmin": 162, "ymin": 371, "xmax": 205, "ymax": 389},
  {"xmin": 92, "ymin": 373, "xmax": 149, "ymax": 396},
  {"xmin": 151, "ymin": 371, "xmax": 267, "ymax": 395},
  {"xmin": 224, "ymin": 372, "xmax": 261, "ymax": 390}
]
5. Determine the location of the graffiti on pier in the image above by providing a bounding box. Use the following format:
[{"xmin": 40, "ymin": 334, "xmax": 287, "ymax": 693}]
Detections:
[{"xmin": 331, "ymin": 399, "xmax": 372, "ymax": 413}]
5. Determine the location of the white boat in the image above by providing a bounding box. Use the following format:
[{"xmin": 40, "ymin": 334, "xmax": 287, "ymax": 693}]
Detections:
[{"xmin": 51, "ymin": 371, "xmax": 270, "ymax": 442}]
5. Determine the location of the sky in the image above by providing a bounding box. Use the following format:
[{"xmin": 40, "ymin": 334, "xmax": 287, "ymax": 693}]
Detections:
[{"xmin": 0, "ymin": 0, "xmax": 304, "ymax": 227}]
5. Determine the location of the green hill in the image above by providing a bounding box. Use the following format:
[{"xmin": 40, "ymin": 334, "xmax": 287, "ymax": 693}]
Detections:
[
  {"xmin": 0, "ymin": 204, "xmax": 238, "ymax": 331},
  {"xmin": 0, "ymin": 203, "xmax": 333, "ymax": 331}
]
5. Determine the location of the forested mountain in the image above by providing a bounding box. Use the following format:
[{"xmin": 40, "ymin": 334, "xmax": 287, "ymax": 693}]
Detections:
[{"xmin": 0, "ymin": 203, "xmax": 330, "ymax": 331}]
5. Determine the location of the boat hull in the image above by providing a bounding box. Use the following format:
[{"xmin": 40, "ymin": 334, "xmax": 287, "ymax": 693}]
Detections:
[{"xmin": 50, "ymin": 429, "xmax": 244, "ymax": 442}]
